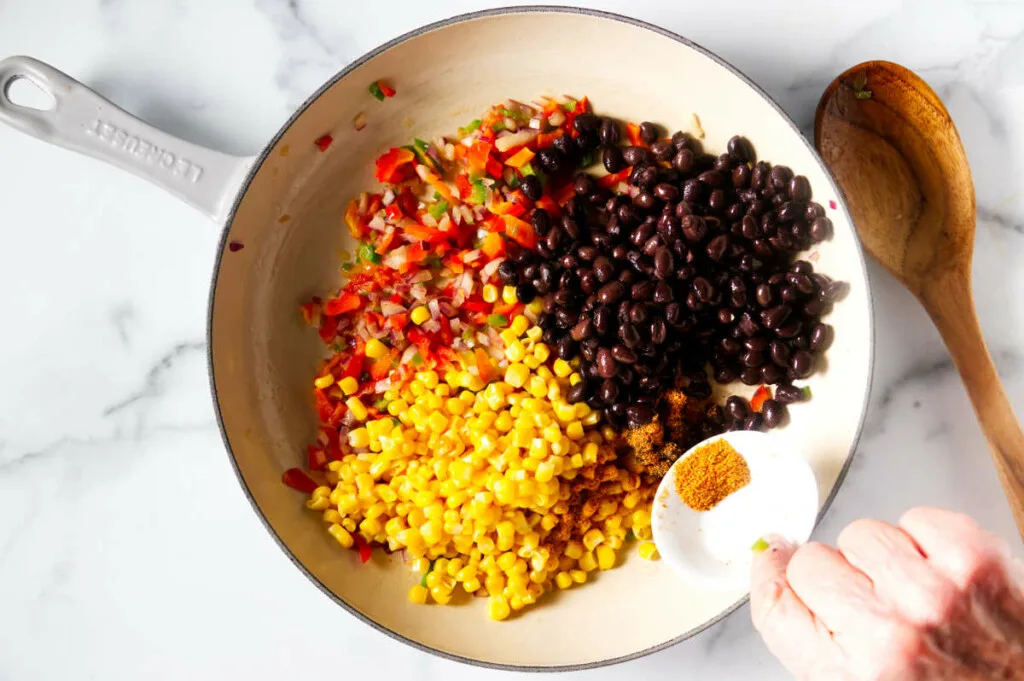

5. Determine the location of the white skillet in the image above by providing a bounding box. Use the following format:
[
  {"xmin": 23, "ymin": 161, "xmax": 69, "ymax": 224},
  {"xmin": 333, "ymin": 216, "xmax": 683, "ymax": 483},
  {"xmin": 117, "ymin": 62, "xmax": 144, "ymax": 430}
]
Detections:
[{"xmin": 0, "ymin": 7, "xmax": 873, "ymax": 671}]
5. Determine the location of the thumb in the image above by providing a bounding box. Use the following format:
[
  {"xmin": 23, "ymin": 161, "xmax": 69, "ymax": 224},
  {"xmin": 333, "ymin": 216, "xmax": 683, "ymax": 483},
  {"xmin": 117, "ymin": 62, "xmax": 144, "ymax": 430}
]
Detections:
[{"xmin": 749, "ymin": 534, "xmax": 801, "ymax": 632}]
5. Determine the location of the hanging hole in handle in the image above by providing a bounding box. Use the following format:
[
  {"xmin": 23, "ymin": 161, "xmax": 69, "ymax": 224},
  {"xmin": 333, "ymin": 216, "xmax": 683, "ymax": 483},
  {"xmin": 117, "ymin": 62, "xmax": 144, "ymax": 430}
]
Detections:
[{"xmin": 4, "ymin": 75, "xmax": 56, "ymax": 111}]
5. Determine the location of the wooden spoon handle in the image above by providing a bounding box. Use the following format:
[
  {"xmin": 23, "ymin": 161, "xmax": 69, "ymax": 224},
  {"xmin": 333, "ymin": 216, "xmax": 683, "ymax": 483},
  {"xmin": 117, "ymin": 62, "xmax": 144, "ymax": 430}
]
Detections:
[{"xmin": 924, "ymin": 276, "xmax": 1024, "ymax": 540}]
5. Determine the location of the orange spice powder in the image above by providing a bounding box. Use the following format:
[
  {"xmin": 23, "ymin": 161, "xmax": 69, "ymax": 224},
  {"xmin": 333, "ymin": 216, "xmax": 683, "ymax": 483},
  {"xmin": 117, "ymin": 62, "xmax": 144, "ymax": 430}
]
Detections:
[{"xmin": 674, "ymin": 439, "xmax": 751, "ymax": 511}]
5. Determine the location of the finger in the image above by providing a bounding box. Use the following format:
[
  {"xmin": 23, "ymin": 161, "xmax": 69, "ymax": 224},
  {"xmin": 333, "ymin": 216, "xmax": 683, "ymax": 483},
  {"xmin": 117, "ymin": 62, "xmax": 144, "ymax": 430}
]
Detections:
[
  {"xmin": 838, "ymin": 518, "xmax": 958, "ymax": 626},
  {"xmin": 787, "ymin": 541, "xmax": 892, "ymax": 638},
  {"xmin": 899, "ymin": 507, "xmax": 1013, "ymax": 590},
  {"xmin": 751, "ymin": 537, "xmax": 841, "ymax": 672}
]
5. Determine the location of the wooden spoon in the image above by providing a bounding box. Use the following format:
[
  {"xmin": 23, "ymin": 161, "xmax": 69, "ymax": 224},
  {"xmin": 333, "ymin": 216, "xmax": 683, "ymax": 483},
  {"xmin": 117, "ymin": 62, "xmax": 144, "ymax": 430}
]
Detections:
[{"xmin": 815, "ymin": 61, "xmax": 1024, "ymax": 539}]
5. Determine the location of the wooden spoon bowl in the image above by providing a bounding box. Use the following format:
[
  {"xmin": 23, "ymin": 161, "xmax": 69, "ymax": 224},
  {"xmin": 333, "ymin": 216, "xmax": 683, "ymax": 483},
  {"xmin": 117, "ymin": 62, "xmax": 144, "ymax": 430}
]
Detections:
[{"xmin": 815, "ymin": 61, "xmax": 1024, "ymax": 538}]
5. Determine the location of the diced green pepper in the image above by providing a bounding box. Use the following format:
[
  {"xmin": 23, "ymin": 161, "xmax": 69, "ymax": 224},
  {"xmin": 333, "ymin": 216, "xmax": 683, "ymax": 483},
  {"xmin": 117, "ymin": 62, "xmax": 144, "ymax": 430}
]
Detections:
[
  {"xmin": 491, "ymin": 121, "xmax": 506, "ymax": 133},
  {"xmin": 579, "ymin": 151, "xmax": 595, "ymax": 168},
  {"xmin": 458, "ymin": 119, "xmax": 482, "ymax": 136},
  {"xmin": 801, "ymin": 386, "xmax": 813, "ymax": 399},
  {"xmin": 507, "ymin": 173, "xmax": 520, "ymax": 189},
  {"xmin": 369, "ymin": 81, "xmax": 385, "ymax": 101},
  {"xmin": 469, "ymin": 179, "xmax": 487, "ymax": 205},
  {"xmin": 488, "ymin": 314, "xmax": 508, "ymax": 328},
  {"xmin": 411, "ymin": 352, "xmax": 424, "ymax": 366},
  {"xmin": 428, "ymin": 201, "xmax": 449, "ymax": 220},
  {"xmin": 563, "ymin": 97, "xmax": 578, "ymax": 111},
  {"xmin": 357, "ymin": 242, "xmax": 380, "ymax": 264},
  {"xmin": 751, "ymin": 538, "xmax": 770, "ymax": 554}
]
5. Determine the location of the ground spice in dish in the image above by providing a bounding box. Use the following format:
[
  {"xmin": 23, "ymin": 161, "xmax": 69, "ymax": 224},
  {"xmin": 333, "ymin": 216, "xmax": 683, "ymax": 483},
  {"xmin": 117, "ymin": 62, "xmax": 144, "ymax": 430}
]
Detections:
[{"xmin": 674, "ymin": 439, "xmax": 751, "ymax": 511}]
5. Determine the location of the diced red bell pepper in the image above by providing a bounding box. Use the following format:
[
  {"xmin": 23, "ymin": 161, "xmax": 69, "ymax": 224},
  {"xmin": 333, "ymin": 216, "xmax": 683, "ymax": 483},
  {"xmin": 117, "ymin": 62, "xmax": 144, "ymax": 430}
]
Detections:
[
  {"xmin": 375, "ymin": 147, "xmax": 416, "ymax": 183},
  {"xmin": 314, "ymin": 134, "xmax": 333, "ymax": 152},
  {"xmin": 282, "ymin": 467, "xmax": 319, "ymax": 494},
  {"xmin": 307, "ymin": 445, "xmax": 328, "ymax": 471},
  {"xmin": 456, "ymin": 173, "xmax": 474, "ymax": 200},
  {"xmin": 340, "ymin": 348, "xmax": 366, "ymax": 380},
  {"xmin": 485, "ymin": 157, "xmax": 504, "ymax": 180},
  {"xmin": 344, "ymin": 200, "xmax": 366, "ymax": 239},
  {"xmin": 354, "ymin": 535, "xmax": 373, "ymax": 564},
  {"xmin": 504, "ymin": 215, "xmax": 537, "ymax": 249},
  {"xmin": 536, "ymin": 129, "xmax": 563, "ymax": 149},
  {"xmin": 626, "ymin": 122, "xmax": 644, "ymax": 147},
  {"xmin": 385, "ymin": 203, "xmax": 404, "ymax": 221},
  {"xmin": 318, "ymin": 315, "xmax": 340, "ymax": 343},
  {"xmin": 438, "ymin": 315, "xmax": 455, "ymax": 345},
  {"xmin": 388, "ymin": 312, "xmax": 409, "ymax": 331},
  {"xmin": 377, "ymin": 81, "xmax": 396, "ymax": 98},
  {"xmin": 326, "ymin": 401, "xmax": 347, "ymax": 428},
  {"xmin": 404, "ymin": 222, "xmax": 439, "ymax": 243},
  {"xmin": 461, "ymin": 299, "xmax": 491, "ymax": 313},
  {"xmin": 750, "ymin": 385, "xmax": 773, "ymax": 413},
  {"xmin": 481, "ymin": 232, "xmax": 505, "ymax": 258},
  {"xmin": 475, "ymin": 347, "xmax": 496, "ymax": 384},
  {"xmin": 534, "ymin": 195, "xmax": 561, "ymax": 217},
  {"xmin": 397, "ymin": 188, "xmax": 419, "ymax": 216},
  {"xmin": 375, "ymin": 228, "xmax": 397, "ymax": 254},
  {"xmin": 324, "ymin": 292, "xmax": 362, "ymax": 316},
  {"xmin": 315, "ymin": 389, "xmax": 333, "ymax": 422},
  {"xmin": 467, "ymin": 140, "xmax": 493, "ymax": 173},
  {"xmin": 553, "ymin": 182, "xmax": 577, "ymax": 205},
  {"xmin": 598, "ymin": 167, "xmax": 632, "ymax": 189},
  {"xmin": 369, "ymin": 349, "xmax": 397, "ymax": 380}
]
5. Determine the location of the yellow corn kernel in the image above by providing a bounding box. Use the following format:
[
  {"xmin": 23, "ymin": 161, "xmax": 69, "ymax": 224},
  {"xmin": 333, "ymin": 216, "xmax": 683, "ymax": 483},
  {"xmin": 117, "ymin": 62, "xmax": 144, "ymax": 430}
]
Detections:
[
  {"xmin": 494, "ymin": 411, "xmax": 514, "ymax": 433},
  {"xmin": 314, "ymin": 373, "xmax": 335, "ymax": 389},
  {"xmin": 347, "ymin": 427, "xmax": 370, "ymax": 448},
  {"xmin": 427, "ymin": 411, "xmax": 449, "ymax": 433},
  {"xmin": 496, "ymin": 521, "xmax": 516, "ymax": 551},
  {"xmin": 579, "ymin": 550, "xmax": 598, "ymax": 572},
  {"xmin": 632, "ymin": 508, "xmax": 652, "ymax": 529},
  {"xmin": 535, "ymin": 459, "xmax": 555, "ymax": 483},
  {"xmin": 551, "ymin": 359, "xmax": 571, "ymax": 378},
  {"xmin": 501, "ymin": 286, "xmax": 518, "ymax": 305},
  {"xmin": 569, "ymin": 372, "xmax": 583, "ymax": 386},
  {"xmin": 635, "ymin": 526, "xmax": 652, "ymax": 541},
  {"xmin": 463, "ymin": 576, "xmax": 482, "ymax": 593},
  {"xmin": 365, "ymin": 338, "xmax": 388, "ymax": 359},
  {"xmin": 488, "ymin": 595, "xmax": 511, "ymax": 621},
  {"xmin": 411, "ymin": 557, "xmax": 431, "ymax": 573},
  {"xmin": 333, "ymin": 376, "xmax": 358, "ymax": 395},
  {"xmin": 408, "ymin": 584, "xmax": 429, "ymax": 604},
  {"xmin": 540, "ymin": 513, "xmax": 558, "ymax": 532},
  {"xmin": 527, "ymin": 375, "xmax": 547, "ymax": 398},
  {"xmin": 482, "ymin": 284, "xmax": 499, "ymax": 303},
  {"xmin": 485, "ymin": 572, "xmax": 505, "ymax": 596},
  {"xmin": 504, "ymin": 315, "xmax": 526, "ymax": 337},
  {"xmin": 306, "ymin": 496, "xmax": 330, "ymax": 510},
  {"xmin": 346, "ymin": 397, "xmax": 368, "ymax": 421},
  {"xmin": 564, "ymin": 540, "xmax": 584, "ymax": 560},
  {"xmin": 497, "ymin": 551, "xmax": 518, "ymax": 572},
  {"xmin": 582, "ymin": 529, "xmax": 605, "ymax": 552},
  {"xmin": 322, "ymin": 509, "xmax": 342, "ymax": 524},
  {"xmin": 638, "ymin": 542, "xmax": 659, "ymax": 560},
  {"xmin": 566, "ymin": 421, "xmax": 584, "ymax": 440},
  {"xmin": 505, "ymin": 340, "xmax": 526, "ymax": 362},
  {"xmin": 581, "ymin": 410, "xmax": 602, "ymax": 427},
  {"xmin": 430, "ymin": 585, "xmax": 453, "ymax": 605},
  {"xmin": 555, "ymin": 571, "xmax": 573, "ymax": 589},
  {"xmin": 527, "ymin": 299, "xmax": 545, "ymax": 315},
  {"xmin": 327, "ymin": 523, "xmax": 354, "ymax": 549},
  {"xmin": 410, "ymin": 306, "xmax": 431, "ymax": 325},
  {"xmin": 504, "ymin": 363, "xmax": 529, "ymax": 388},
  {"xmin": 596, "ymin": 545, "xmax": 616, "ymax": 570},
  {"xmin": 570, "ymin": 569, "xmax": 588, "ymax": 584},
  {"xmin": 532, "ymin": 342, "xmax": 551, "ymax": 362},
  {"xmin": 582, "ymin": 442, "xmax": 600, "ymax": 464}
]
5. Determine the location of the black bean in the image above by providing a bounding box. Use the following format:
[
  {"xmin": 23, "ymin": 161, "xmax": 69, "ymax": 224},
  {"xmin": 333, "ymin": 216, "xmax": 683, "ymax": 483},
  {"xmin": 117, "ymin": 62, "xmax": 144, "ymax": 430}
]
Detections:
[
  {"xmin": 650, "ymin": 317, "xmax": 667, "ymax": 344},
  {"xmin": 629, "ymin": 302, "xmax": 649, "ymax": 324},
  {"xmin": 593, "ymin": 306, "xmax": 613, "ymax": 335},
  {"xmin": 630, "ymin": 280, "xmax": 654, "ymax": 301},
  {"xmin": 573, "ymin": 173, "xmax": 595, "ymax": 196},
  {"xmin": 653, "ymin": 183, "xmax": 678, "ymax": 203},
  {"xmin": 706, "ymin": 234, "xmax": 729, "ymax": 261},
  {"xmin": 653, "ymin": 247, "xmax": 674, "ymax": 280},
  {"xmin": 761, "ymin": 399, "xmax": 786, "ymax": 428},
  {"xmin": 514, "ymin": 282, "xmax": 535, "ymax": 304},
  {"xmin": 594, "ymin": 348, "xmax": 615, "ymax": 378},
  {"xmin": 650, "ymin": 140, "xmax": 674, "ymax": 163},
  {"xmin": 740, "ymin": 367, "xmax": 762, "ymax": 386},
  {"xmin": 692, "ymin": 276, "xmax": 715, "ymax": 303},
  {"xmin": 768, "ymin": 340, "xmax": 791, "ymax": 367},
  {"xmin": 810, "ymin": 323, "xmax": 832, "ymax": 351},
  {"xmin": 521, "ymin": 174, "xmax": 542, "ymax": 201},
  {"xmin": 631, "ymin": 165, "xmax": 658, "ymax": 189},
  {"xmin": 769, "ymin": 165, "xmax": 793, "ymax": 190},
  {"xmin": 557, "ymin": 335, "xmax": 575, "ymax": 360},
  {"xmin": 597, "ymin": 281, "xmax": 625, "ymax": 304},
  {"xmin": 618, "ymin": 269, "xmax": 636, "ymax": 286},
  {"xmin": 536, "ymin": 148, "xmax": 565, "ymax": 173},
  {"xmin": 531, "ymin": 208, "xmax": 550, "ymax": 235},
  {"xmin": 777, "ymin": 321, "xmax": 802, "ymax": 339},
  {"xmin": 653, "ymin": 282, "xmax": 674, "ymax": 304},
  {"xmin": 626, "ymin": 404, "xmax": 656, "ymax": 426},
  {"xmin": 635, "ymin": 191, "xmax": 657, "ymax": 211},
  {"xmin": 791, "ymin": 350, "xmax": 814, "ymax": 378},
  {"xmin": 682, "ymin": 179, "xmax": 704, "ymax": 203},
  {"xmin": 774, "ymin": 384, "xmax": 804, "ymax": 404},
  {"xmin": 761, "ymin": 304, "xmax": 791, "ymax": 329},
  {"xmin": 611, "ymin": 345, "xmax": 637, "ymax": 364},
  {"xmin": 603, "ymin": 145, "xmax": 625, "ymax": 173},
  {"xmin": 622, "ymin": 146, "xmax": 651, "ymax": 166},
  {"xmin": 743, "ymin": 413, "xmax": 764, "ymax": 431},
  {"xmin": 598, "ymin": 379, "xmax": 620, "ymax": 404},
  {"xmin": 496, "ymin": 261, "xmax": 517, "ymax": 285},
  {"xmin": 810, "ymin": 216, "xmax": 833, "ymax": 242},
  {"xmin": 593, "ymin": 256, "xmax": 615, "ymax": 282},
  {"xmin": 681, "ymin": 215, "xmax": 707, "ymax": 243},
  {"xmin": 727, "ymin": 135, "xmax": 754, "ymax": 162},
  {"xmin": 569, "ymin": 317, "xmax": 593, "ymax": 342},
  {"xmin": 788, "ymin": 175, "xmax": 811, "ymax": 202},
  {"xmin": 619, "ymin": 322, "xmax": 641, "ymax": 349},
  {"xmin": 638, "ymin": 121, "xmax": 659, "ymax": 145},
  {"xmin": 725, "ymin": 396, "xmax": 749, "ymax": 420},
  {"xmin": 697, "ymin": 170, "xmax": 724, "ymax": 188},
  {"xmin": 741, "ymin": 351, "xmax": 765, "ymax": 368},
  {"xmin": 761, "ymin": 363, "xmax": 784, "ymax": 383}
]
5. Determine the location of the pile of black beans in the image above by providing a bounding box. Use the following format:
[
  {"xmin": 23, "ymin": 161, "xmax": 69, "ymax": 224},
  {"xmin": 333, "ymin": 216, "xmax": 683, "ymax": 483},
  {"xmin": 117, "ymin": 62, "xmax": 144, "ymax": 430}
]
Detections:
[{"xmin": 497, "ymin": 113, "xmax": 844, "ymax": 430}]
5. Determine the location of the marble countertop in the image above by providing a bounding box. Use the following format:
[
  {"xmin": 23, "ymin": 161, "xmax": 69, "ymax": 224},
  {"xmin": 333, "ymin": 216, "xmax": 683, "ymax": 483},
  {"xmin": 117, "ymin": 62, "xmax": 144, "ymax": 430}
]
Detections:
[{"xmin": 2, "ymin": 1, "xmax": 1024, "ymax": 678}]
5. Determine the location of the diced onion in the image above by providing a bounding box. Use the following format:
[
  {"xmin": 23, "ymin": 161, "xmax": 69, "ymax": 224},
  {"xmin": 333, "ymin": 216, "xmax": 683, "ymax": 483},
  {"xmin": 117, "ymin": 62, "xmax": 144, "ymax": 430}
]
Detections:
[
  {"xmin": 381, "ymin": 188, "xmax": 395, "ymax": 206},
  {"xmin": 368, "ymin": 214, "xmax": 386, "ymax": 231},
  {"xmin": 480, "ymin": 257, "xmax": 504, "ymax": 282},
  {"xmin": 549, "ymin": 110, "xmax": 565, "ymax": 127},
  {"xmin": 380, "ymin": 301, "xmax": 406, "ymax": 316},
  {"xmin": 411, "ymin": 284, "xmax": 428, "ymax": 301},
  {"xmin": 428, "ymin": 299, "xmax": 441, "ymax": 319},
  {"xmin": 494, "ymin": 129, "xmax": 537, "ymax": 152},
  {"xmin": 462, "ymin": 249, "xmax": 481, "ymax": 264},
  {"xmin": 410, "ymin": 271, "xmax": 433, "ymax": 284}
]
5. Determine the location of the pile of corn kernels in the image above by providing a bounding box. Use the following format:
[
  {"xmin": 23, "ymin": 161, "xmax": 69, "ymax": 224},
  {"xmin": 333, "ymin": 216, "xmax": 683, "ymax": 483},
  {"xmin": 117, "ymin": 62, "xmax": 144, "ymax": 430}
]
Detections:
[{"xmin": 304, "ymin": 314, "xmax": 659, "ymax": 620}]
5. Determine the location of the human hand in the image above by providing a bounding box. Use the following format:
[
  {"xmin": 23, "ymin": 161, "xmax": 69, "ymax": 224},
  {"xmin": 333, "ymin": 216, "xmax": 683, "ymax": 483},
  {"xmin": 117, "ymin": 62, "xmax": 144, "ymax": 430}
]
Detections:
[{"xmin": 750, "ymin": 507, "xmax": 1024, "ymax": 680}]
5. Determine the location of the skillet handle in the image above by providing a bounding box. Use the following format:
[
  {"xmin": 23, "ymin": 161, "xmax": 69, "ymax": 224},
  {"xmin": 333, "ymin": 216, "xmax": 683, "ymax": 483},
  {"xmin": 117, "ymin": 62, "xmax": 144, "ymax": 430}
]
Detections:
[{"xmin": 0, "ymin": 55, "xmax": 252, "ymax": 223}]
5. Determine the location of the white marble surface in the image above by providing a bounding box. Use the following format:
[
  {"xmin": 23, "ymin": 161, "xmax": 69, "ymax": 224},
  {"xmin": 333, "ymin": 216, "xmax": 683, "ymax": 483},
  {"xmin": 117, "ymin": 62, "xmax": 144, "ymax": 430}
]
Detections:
[{"xmin": 2, "ymin": 0, "xmax": 1024, "ymax": 678}]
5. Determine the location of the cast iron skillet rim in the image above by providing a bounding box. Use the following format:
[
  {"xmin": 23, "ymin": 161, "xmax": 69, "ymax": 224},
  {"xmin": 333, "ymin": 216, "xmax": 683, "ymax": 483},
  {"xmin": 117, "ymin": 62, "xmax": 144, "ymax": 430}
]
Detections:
[{"xmin": 206, "ymin": 4, "xmax": 876, "ymax": 672}]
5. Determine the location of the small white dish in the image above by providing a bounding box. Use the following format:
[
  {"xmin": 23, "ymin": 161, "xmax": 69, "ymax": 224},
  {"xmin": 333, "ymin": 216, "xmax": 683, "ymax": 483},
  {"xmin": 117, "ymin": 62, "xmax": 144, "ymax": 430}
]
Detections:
[{"xmin": 652, "ymin": 431, "xmax": 818, "ymax": 590}]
